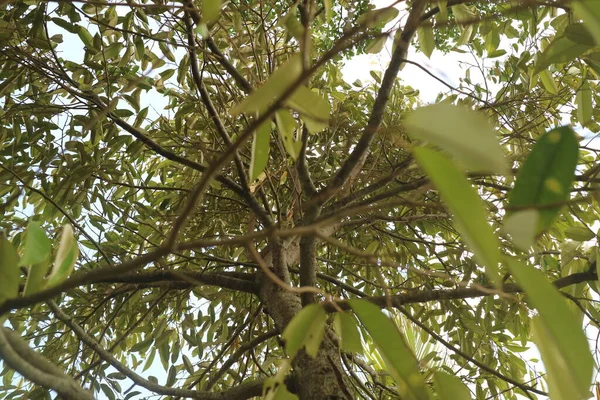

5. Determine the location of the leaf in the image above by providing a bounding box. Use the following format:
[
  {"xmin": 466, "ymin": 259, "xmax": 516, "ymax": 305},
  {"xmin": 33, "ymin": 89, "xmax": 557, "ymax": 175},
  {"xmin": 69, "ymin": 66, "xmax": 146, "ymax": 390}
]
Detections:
[
  {"xmin": 572, "ymin": 0, "xmax": 600, "ymax": 45},
  {"xmin": 287, "ymin": 87, "xmax": 330, "ymax": 134},
  {"xmin": 77, "ymin": 26, "xmax": 94, "ymax": 49},
  {"xmin": 577, "ymin": 79, "xmax": 593, "ymax": 127},
  {"xmin": 564, "ymin": 226, "xmax": 595, "ymax": 242},
  {"xmin": 506, "ymin": 259, "xmax": 594, "ymax": 400},
  {"xmin": 413, "ymin": 147, "xmax": 501, "ymax": 284},
  {"xmin": 23, "ymin": 259, "xmax": 50, "ymax": 296},
  {"xmin": 249, "ymin": 120, "xmax": 271, "ymax": 181},
  {"xmin": 357, "ymin": 7, "xmax": 399, "ymax": 28},
  {"xmin": 231, "ymin": 55, "xmax": 302, "ymax": 116},
  {"xmin": 404, "ymin": 103, "xmax": 508, "ymax": 174},
  {"xmin": 281, "ymin": 304, "xmax": 326, "ymax": 358},
  {"xmin": 0, "ymin": 236, "xmax": 19, "ymax": 302},
  {"xmin": 333, "ymin": 312, "xmax": 362, "ymax": 353},
  {"xmin": 366, "ymin": 36, "xmax": 387, "ymax": 54},
  {"xmin": 46, "ymin": 224, "xmax": 78, "ymax": 288},
  {"xmin": 456, "ymin": 25, "xmax": 473, "ymax": 46},
  {"xmin": 275, "ymin": 110, "xmax": 300, "ymax": 160},
  {"xmin": 506, "ymin": 126, "xmax": 578, "ymax": 234},
  {"xmin": 417, "ymin": 26, "xmax": 435, "ymax": 58},
  {"xmin": 539, "ymin": 69, "xmax": 558, "ymax": 94},
  {"xmin": 201, "ymin": 0, "xmax": 221, "ymax": 25},
  {"xmin": 535, "ymin": 35, "xmax": 592, "ymax": 73},
  {"xmin": 433, "ymin": 371, "xmax": 471, "ymax": 400},
  {"xmin": 349, "ymin": 299, "xmax": 431, "ymax": 400},
  {"xmin": 503, "ymin": 210, "xmax": 539, "ymax": 251},
  {"xmin": 19, "ymin": 221, "xmax": 52, "ymax": 266}
]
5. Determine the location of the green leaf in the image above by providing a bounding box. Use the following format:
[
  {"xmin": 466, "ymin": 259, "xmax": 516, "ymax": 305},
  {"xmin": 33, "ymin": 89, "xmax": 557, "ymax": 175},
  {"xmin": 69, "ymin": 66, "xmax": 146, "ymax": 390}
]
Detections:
[
  {"xmin": 349, "ymin": 299, "xmax": 431, "ymax": 400},
  {"xmin": 506, "ymin": 259, "xmax": 593, "ymax": 400},
  {"xmin": 433, "ymin": 371, "xmax": 471, "ymax": 400},
  {"xmin": 503, "ymin": 210, "xmax": 539, "ymax": 251},
  {"xmin": 77, "ymin": 26, "xmax": 94, "ymax": 49},
  {"xmin": 231, "ymin": 55, "xmax": 302, "ymax": 116},
  {"xmin": 201, "ymin": 0, "xmax": 221, "ymax": 25},
  {"xmin": 249, "ymin": 120, "xmax": 271, "ymax": 181},
  {"xmin": 19, "ymin": 222, "xmax": 52, "ymax": 266},
  {"xmin": 572, "ymin": 0, "xmax": 600, "ymax": 45},
  {"xmin": 333, "ymin": 312, "xmax": 362, "ymax": 353},
  {"xmin": 413, "ymin": 147, "xmax": 501, "ymax": 284},
  {"xmin": 23, "ymin": 259, "xmax": 50, "ymax": 296},
  {"xmin": 417, "ymin": 26, "xmax": 435, "ymax": 58},
  {"xmin": 0, "ymin": 236, "xmax": 20, "ymax": 302},
  {"xmin": 46, "ymin": 224, "xmax": 78, "ymax": 288},
  {"xmin": 564, "ymin": 226, "xmax": 595, "ymax": 242},
  {"xmin": 366, "ymin": 36, "xmax": 387, "ymax": 54},
  {"xmin": 357, "ymin": 7, "xmax": 399, "ymax": 28},
  {"xmin": 506, "ymin": 126, "xmax": 578, "ymax": 234},
  {"xmin": 281, "ymin": 304, "xmax": 327, "ymax": 358},
  {"xmin": 287, "ymin": 87, "xmax": 330, "ymax": 134},
  {"xmin": 535, "ymin": 39, "xmax": 591, "ymax": 73},
  {"xmin": 577, "ymin": 80, "xmax": 593, "ymax": 127},
  {"xmin": 275, "ymin": 110, "xmax": 300, "ymax": 160},
  {"xmin": 539, "ymin": 69, "xmax": 558, "ymax": 94},
  {"xmin": 404, "ymin": 103, "xmax": 508, "ymax": 174}
]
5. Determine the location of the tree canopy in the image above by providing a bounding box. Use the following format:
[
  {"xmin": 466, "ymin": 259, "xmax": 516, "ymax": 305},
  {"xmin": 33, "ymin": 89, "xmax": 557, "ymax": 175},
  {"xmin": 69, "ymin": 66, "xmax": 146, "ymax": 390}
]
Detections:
[{"xmin": 1, "ymin": 0, "xmax": 600, "ymax": 399}]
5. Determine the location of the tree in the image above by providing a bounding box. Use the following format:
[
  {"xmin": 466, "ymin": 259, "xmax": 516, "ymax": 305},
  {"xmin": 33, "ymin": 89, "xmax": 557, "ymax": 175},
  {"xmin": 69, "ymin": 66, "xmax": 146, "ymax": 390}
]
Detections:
[{"xmin": 1, "ymin": 0, "xmax": 600, "ymax": 398}]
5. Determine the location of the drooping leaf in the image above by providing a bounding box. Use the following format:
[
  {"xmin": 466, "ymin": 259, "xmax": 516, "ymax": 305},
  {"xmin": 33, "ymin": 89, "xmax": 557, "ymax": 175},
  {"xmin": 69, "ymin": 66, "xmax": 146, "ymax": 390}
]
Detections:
[
  {"xmin": 287, "ymin": 87, "xmax": 330, "ymax": 134},
  {"xmin": 417, "ymin": 26, "xmax": 435, "ymax": 58},
  {"xmin": 433, "ymin": 371, "xmax": 471, "ymax": 400},
  {"xmin": 506, "ymin": 126, "xmax": 578, "ymax": 234},
  {"xmin": 0, "ymin": 236, "xmax": 19, "ymax": 302},
  {"xmin": 201, "ymin": 0, "xmax": 222, "ymax": 25},
  {"xmin": 281, "ymin": 304, "xmax": 326, "ymax": 358},
  {"xmin": 539, "ymin": 69, "xmax": 558, "ymax": 94},
  {"xmin": 357, "ymin": 7, "xmax": 399, "ymax": 28},
  {"xmin": 23, "ymin": 259, "xmax": 50, "ymax": 296},
  {"xmin": 275, "ymin": 109, "xmax": 300, "ymax": 160},
  {"xmin": 404, "ymin": 103, "xmax": 508, "ymax": 174},
  {"xmin": 366, "ymin": 36, "xmax": 387, "ymax": 54},
  {"xmin": 503, "ymin": 210, "xmax": 539, "ymax": 251},
  {"xmin": 413, "ymin": 147, "xmax": 501, "ymax": 284},
  {"xmin": 46, "ymin": 224, "xmax": 78, "ymax": 288},
  {"xmin": 572, "ymin": 0, "xmax": 600, "ymax": 45},
  {"xmin": 249, "ymin": 120, "xmax": 271, "ymax": 181},
  {"xmin": 535, "ymin": 26, "xmax": 594, "ymax": 73},
  {"xmin": 577, "ymin": 79, "xmax": 593, "ymax": 127},
  {"xmin": 349, "ymin": 299, "xmax": 431, "ymax": 400},
  {"xmin": 19, "ymin": 221, "xmax": 52, "ymax": 266},
  {"xmin": 77, "ymin": 26, "xmax": 94, "ymax": 50},
  {"xmin": 333, "ymin": 312, "xmax": 362, "ymax": 353},
  {"xmin": 231, "ymin": 55, "xmax": 302, "ymax": 116},
  {"xmin": 564, "ymin": 226, "xmax": 595, "ymax": 242},
  {"xmin": 506, "ymin": 259, "xmax": 594, "ymax": 400}
]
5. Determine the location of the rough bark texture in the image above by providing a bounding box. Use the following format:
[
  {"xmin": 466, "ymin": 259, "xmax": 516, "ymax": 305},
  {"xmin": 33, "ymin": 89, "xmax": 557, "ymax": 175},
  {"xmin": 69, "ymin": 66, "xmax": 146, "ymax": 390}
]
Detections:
[{"xmin": 257, "ymin": 238, "xmax": 350, "ymax": 399}]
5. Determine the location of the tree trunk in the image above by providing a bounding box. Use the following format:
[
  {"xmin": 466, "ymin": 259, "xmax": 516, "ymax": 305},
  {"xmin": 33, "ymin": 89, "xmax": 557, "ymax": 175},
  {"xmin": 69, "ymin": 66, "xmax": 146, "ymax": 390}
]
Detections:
[{"xmin": 257, "ymin": 246, "xmax": 350, "ymax": 400}]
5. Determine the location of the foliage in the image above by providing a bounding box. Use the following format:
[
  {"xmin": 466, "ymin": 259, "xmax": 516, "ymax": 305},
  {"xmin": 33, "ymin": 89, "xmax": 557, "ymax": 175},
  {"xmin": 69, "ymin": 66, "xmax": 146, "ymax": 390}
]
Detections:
[{"xmin": 1, "ymin": 0, "xmax": 600, "ymax": 399}]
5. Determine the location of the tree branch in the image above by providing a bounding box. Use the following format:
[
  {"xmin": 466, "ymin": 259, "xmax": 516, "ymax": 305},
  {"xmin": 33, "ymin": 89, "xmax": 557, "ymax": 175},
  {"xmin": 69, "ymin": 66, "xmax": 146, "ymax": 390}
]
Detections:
[
  {"xmin": 317, "ymin": 0, "xmax": 427, "ymax": 204},
  {"xmin": 322, "ymin": 270, "xmax": 598, "ymax": 312},
  {"xmin": 0, "ymin": 328, "xmax": 94, "ymax": 400},
  {"xmin": 47, "ymin": 301, "xmax": 264, "ymax": 400}
]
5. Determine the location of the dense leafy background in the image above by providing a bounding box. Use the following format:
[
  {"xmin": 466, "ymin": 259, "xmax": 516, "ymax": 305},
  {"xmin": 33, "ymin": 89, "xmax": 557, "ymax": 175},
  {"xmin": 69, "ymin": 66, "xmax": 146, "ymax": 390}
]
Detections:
[{"xmin": 1, "ymin": 0, "xmax": 600, "ymax": 399}]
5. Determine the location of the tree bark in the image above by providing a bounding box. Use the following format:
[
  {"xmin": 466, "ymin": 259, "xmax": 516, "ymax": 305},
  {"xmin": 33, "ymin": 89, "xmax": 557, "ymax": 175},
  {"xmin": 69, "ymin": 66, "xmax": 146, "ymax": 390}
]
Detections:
[{"xmin": 257, "ymin": 238, "xmax": 350, "ymax": 399}]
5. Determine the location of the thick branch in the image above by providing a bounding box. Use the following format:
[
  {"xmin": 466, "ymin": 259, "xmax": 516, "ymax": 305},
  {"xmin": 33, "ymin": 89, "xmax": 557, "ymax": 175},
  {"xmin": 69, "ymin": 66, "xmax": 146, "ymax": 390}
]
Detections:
[
  {"xmin": 184, "ymin": 16, "xmax": 272, "ymax": 227},
  {"xmin": 99, "ymin": 270, "xmax": 257, "ymax": 293},
  {"xmin": 322, "ymin": 270, "xmax": 598, "ymax": 312},
  {"xmin": 318, "ymin": 0, "xmax": 427, "ymax": 204},
  {"xmin": 0, "ymin": 328, "xmax": 94, "ymax": 400}
]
